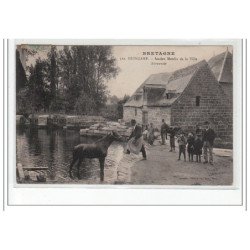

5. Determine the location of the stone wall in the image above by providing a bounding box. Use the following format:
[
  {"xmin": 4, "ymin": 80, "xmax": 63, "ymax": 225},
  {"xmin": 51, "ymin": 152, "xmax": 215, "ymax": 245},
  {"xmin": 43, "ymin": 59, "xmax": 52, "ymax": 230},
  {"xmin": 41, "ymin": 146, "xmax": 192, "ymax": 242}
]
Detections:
[
  {"xmin": 123, "ymin": 106, "xmax": 171, "ymax": 129},
  {"xmin": 171, "ymin": 63, "xmax": 233, "ymax": 145},
  {"xmin": 123, "ymin": 107, "xmax": 143, "ymax": 124},
  {"xmin": 220, "ymin": 82, "xmax": 233, "ymax": 103},
  {"xmin": 147, "ymin": 106, "xmax": 171, "ymax": 129}
]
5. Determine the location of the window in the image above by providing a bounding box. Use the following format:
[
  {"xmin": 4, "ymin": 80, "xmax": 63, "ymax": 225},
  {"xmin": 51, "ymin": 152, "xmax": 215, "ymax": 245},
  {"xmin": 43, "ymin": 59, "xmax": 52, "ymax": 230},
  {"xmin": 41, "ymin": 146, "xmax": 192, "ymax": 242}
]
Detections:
[
  {"xmin": 196, "ymin": 96, "xmax": 201, "ymax": 106},
  {"xmin": 166, "ymin": 93, "xmax": 171, "ymax": 99},
  {"xmin": 135, "ymin": 108, "xmax": 137, "ymax": 116}
]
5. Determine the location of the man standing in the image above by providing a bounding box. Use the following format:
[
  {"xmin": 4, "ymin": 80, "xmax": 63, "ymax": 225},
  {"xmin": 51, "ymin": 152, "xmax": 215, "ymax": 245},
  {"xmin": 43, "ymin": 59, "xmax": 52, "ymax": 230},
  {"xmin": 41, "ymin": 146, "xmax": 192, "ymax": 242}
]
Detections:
[
  {"xmin": 161, "ymin": 119, "xmax": 169, "ymax": 145},
  {"xmin": 202, "ymin": 121, "xmax": 216, "ymax": 165},
  {"xmin": 126, "ymin": 119, "xmax": 147, "ymax": 160},
  {"xmin": 169, "ymin": 127, "xmax": 176, "ymax": 152}
]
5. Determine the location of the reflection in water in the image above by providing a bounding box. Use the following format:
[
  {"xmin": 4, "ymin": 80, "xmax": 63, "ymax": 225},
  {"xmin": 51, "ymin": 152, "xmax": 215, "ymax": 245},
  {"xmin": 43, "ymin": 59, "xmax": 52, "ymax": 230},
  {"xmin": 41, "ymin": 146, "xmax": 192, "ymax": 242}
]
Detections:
[
  {"xmin": 16, "ymin": 127, "xmax": 125, "ymax": 184},
  {"xmin": 27, "ymin": 128, "xmax": 42, "ymax": 156}
]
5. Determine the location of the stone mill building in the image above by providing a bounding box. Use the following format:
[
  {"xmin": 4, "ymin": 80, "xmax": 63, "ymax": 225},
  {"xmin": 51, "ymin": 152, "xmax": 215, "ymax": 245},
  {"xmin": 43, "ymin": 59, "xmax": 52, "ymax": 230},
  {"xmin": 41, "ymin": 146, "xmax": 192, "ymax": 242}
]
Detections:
[{"xmin": 123, "ymin": 51, "xmax": 233, "ymax": 146}]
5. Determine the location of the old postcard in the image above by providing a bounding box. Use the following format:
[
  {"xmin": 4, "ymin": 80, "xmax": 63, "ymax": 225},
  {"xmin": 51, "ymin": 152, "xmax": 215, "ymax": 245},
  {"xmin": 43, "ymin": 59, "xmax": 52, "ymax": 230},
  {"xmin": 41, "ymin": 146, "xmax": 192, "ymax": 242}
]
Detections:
[{"xmin": 15, "ymin": 41, "xmax": 236, "ymax": 186}]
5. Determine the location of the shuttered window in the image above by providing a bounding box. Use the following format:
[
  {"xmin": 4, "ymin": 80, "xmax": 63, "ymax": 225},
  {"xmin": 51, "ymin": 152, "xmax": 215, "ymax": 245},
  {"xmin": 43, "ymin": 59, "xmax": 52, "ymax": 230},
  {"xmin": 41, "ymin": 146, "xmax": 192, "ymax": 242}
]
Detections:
[{"xmin": 196, "ymin": 96, "xmax": 201, "ymax": 106}]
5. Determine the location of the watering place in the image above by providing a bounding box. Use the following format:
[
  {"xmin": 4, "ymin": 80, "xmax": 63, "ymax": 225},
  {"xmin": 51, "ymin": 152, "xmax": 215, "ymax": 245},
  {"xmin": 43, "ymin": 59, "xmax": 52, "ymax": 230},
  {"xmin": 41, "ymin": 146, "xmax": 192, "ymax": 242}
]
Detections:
[{"xmin": 16, "ymin": 127, "xmax": 138, "ymax": 184}]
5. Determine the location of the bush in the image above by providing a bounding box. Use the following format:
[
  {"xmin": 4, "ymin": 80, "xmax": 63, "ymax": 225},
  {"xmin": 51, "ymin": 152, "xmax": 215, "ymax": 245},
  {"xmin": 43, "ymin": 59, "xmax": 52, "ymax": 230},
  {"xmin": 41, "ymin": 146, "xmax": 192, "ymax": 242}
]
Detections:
[
  {"xmin": 74, "ymin": 92, "xmax": 97, "ymax": 115},
  {"xmin": 100, "ymin": 104, "xmax": 119, "ymax": 121},
  {"xmin": 16, "ymin": 87, "xmax": 33, "ymax": 115},
  {"xmin": 49, "ymin": 94, "xmax": 66, "ymax": 113}
]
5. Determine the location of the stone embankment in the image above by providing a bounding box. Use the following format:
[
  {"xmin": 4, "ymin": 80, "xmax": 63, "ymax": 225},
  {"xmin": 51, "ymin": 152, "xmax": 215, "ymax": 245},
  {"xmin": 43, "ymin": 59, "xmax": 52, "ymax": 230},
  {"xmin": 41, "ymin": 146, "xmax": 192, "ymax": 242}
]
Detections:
[
  {"xmin": 16, "ymin": 114, "xmax": 107, "ymax": 129},
  {"xmin": 79, "ymin": 121, "xmax": 133, "ymax": 138}
]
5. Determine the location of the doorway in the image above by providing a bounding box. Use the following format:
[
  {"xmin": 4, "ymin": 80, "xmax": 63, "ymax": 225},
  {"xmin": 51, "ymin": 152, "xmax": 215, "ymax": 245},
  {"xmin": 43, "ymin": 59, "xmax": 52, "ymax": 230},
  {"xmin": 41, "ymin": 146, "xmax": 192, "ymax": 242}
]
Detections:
[{"xmin": 142, "ymin": 111, "xmax": 148, "ymax": 125}]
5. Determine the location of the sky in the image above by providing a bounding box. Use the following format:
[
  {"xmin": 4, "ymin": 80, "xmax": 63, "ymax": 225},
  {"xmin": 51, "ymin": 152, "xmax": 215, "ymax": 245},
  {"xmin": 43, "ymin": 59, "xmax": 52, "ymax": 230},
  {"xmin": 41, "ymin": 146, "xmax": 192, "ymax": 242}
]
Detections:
[
  {"xmin": 108, "ymin": 45, "xmax": 232, "ymax": 98},
  {"xmin": 21, "ymin": 44, "xmax": 232, "ymax": 98}
]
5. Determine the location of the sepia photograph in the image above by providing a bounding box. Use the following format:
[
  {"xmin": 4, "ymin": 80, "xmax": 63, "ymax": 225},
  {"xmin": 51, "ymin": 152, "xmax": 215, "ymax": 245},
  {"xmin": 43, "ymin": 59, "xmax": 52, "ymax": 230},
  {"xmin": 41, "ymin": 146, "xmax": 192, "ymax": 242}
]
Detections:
[
  {"xmin": 1, "ymin": 1, "xmax": 249, "ymax": 249},
  {"xmin": 15, "ymin": 43, "xmax": 233, "ymax": 185}
]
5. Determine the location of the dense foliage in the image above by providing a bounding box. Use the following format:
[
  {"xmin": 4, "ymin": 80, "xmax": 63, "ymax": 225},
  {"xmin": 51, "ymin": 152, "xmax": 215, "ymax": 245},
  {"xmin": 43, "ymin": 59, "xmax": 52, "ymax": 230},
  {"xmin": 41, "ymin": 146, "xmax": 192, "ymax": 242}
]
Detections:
[
  {"xmin": 16, "ymin": 45, "xmax": 120, "ymax": 116},
  {"xmin": 100, "ymin": 94, "xmax": 130, "ymax": 121}
]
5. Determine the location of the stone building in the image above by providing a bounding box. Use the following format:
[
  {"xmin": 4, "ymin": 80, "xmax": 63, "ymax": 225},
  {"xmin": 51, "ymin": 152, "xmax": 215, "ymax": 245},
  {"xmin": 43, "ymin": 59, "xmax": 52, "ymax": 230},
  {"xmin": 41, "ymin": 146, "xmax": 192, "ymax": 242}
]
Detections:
[
  {"xmin": 123, "ymin": 52, "xmax": 233, "ymax": 145},
  {"xmin": 208, "ymin": 50, "xmax": 233, "ymax": 101}
]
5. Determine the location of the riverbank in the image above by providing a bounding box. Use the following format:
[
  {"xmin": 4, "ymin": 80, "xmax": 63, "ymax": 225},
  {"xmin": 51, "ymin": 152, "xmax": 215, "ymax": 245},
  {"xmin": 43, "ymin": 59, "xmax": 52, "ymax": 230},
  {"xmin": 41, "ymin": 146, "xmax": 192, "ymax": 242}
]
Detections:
[
  {"xmin": 130, "ymin": 140, "xmax": 233, "ymax": 185},
  {"xmin": 16, "ymin": 114, "xmax": 107, "ymax": 128},
  {"xmin": 16, "ymin": 126, "xmax": 233, "ymax": 185}
]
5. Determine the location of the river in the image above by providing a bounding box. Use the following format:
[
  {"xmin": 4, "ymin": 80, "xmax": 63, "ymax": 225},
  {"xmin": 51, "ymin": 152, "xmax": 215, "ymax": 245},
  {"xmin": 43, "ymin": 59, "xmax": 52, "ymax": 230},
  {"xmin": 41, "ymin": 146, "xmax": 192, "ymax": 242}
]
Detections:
[{"xmin": 16, "ymin": 127, "xmax": 125, "ymax": 184}]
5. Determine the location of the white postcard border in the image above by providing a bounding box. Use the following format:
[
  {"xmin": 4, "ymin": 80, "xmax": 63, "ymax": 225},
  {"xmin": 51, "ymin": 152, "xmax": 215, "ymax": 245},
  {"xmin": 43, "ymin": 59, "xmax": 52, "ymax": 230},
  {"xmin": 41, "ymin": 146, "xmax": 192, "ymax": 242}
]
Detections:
[{"xmin": 8, "ymin": 39, "xmax": 243, "ymax": 205}]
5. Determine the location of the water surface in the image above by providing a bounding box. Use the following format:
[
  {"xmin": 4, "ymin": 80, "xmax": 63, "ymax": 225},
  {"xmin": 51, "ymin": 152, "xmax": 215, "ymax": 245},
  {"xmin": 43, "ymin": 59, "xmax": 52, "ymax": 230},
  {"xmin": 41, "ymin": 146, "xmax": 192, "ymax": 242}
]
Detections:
[{"xmin": 16, "ymin": 127, "xmax": 125, "ymax": 184}]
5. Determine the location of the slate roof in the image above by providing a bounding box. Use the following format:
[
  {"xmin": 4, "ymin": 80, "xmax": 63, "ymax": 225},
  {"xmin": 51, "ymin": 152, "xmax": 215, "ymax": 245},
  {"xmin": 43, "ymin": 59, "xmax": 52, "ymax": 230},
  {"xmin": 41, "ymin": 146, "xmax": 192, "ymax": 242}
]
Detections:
[
  {"xmin": 208, "ymin": 51, "xmax": 233, "ymax": 83},
  {"xmin": 124, "ymin": 50, "xmax": 233, "ymax": 108},
  {"xmin": 152, "ymin": 60, "xmax": 207, "ymax": 106},
  {"xmin": 165, "ymin": 74, "xmax": 193, "ymax": 93},
  {"xmin": 124, "ymin": 60, "xmax": 207, "ymax": 107},
  {"xmin": 166, "ymin": 60, "xmax": 207, "ymax": 93},
  {"xmin": 123, "ymin": 94, "xmax": 143, "ymax": 107},
  {"xmin": 124, "ymin": 72, "xmax": 171, "ymax": 107},
  {"xmin": 143, "ymin": 72, "xmax": 172, "ymax": 86}
]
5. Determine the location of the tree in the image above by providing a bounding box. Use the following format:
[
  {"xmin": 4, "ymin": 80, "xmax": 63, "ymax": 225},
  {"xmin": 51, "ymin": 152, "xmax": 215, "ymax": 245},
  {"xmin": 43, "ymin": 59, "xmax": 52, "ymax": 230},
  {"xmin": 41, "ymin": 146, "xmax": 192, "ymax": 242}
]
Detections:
[
  {"xmin": 90, "ymin": 46, "xmax": 119, "ymax": 110},
  {"xmin": 16, "ymin": 49, "xmax": 27, "ymax": 92},
  {"xmin": 16, "ymin": 87, "xmax": 32, "ymax": 115},
  {"xmin": 48, "ymin": 46, "xmax": 58, "ymax": 99},
  {"xmin": 108, "ymin": 95, "xmax": 119, "ymax": 104},
  {"xmin": 58, "ymin": 45, "xmax": 119, "ymax": 113},
  {"xmin": 27, "ymin": 58, "xmax": 50, "ymax": 112},
  {"xmin": 117, "ymin": 95, "xmax": 130, "ymax": 119},
  {"xmin": 16, "ymin": 46, "xmax": 37, "ymax": 92},
  {"xmin": 17, "ymin": 45, "xmax": 120, "ymax": 115},
  {"xmin": 74, "ymin": 91, "xmax": 97, "ymax": 115},
  {"xmin": 46, "ymin": 46, "xmax": 59, "ymax": 111},
  {"xmin": 57, "ymin": 46, "xmax": 81, "ymax": 112},
  {"xmin": 71, "ymin": 45, "xmax": 119, "ymax": 110}
]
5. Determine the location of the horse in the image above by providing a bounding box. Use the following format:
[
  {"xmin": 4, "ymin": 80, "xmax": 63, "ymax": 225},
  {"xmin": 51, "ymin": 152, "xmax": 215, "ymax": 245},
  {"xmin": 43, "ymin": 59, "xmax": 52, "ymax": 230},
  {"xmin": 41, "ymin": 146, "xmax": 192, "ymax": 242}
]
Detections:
[{"xmin": 69, "ymin": 131, "xmax": 122, "ymax": 181}]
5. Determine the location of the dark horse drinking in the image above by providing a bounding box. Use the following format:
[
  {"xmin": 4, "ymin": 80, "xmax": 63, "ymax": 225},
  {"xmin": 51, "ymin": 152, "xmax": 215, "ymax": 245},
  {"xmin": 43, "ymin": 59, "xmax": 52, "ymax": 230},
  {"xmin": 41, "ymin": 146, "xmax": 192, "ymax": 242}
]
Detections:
[{"xmin": 69, "ymin": 131, "xmax": 122, "ymax": 181}]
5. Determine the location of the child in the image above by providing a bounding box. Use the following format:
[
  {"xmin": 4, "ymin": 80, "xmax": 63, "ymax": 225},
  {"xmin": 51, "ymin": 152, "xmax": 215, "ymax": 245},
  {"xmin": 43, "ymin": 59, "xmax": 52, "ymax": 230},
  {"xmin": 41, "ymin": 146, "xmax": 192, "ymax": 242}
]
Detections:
[
  {"xmin": 147, "ymin": 123, "xmax": 155, "ymax": 145},
  {"xmin": 194, "ymin": 135, "xmax": 203, "ymax": 163},
  {"xmin": 142, "ymin": 125, "xmax": 148, "ymax": 140},
  {"xmin": 187, "ymin": 133, "xmax": 195, "ymax": 161},
  {"xmin": 177, "ymin": 132, "xmax": 187, "ymax": 161},
  {"xmin": 169, "ymin": 127, "xmax": 176, "ymax": 152}
]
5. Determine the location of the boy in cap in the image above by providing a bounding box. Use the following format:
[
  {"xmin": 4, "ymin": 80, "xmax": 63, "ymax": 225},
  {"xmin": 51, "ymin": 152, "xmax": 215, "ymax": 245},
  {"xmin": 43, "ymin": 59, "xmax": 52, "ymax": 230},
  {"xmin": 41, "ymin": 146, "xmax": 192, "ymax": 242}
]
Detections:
[
  {"xmin": 194, "ymin": 134, "xmax": 203, "ymax": 162},
  {"xmin": 177, "ymin": 131, "xmax": 187, "ymax": 161},
  {"xmin": 187, "ymin": 132, "xmax": 195, "ymax": 161}
]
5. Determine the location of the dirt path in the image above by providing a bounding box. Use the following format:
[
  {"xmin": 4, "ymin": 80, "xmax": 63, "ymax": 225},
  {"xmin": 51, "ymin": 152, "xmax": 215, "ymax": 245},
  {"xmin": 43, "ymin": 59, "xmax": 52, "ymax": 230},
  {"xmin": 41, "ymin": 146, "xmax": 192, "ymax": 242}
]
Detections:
[{"xmin": 130, "ymin": 140, "xmax": 233, "ymax": 185}]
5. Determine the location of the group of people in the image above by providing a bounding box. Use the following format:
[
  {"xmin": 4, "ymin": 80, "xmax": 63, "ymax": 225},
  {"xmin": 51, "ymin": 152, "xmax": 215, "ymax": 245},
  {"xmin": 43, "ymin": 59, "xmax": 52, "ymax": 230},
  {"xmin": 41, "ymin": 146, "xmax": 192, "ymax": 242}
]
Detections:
[
  {"xmin": 178, "ymin": 132, "xmax": 203, "ymax": 163},
  {"xmin": 143, "ymin": 119, "xmax": 174, "ymax": 147},
  {"xmin": 176, "ymin": 121, "xmax": 216, "ymax": 165},
  {"xmin": 126, "ymin": 119, "xmax": 216, "ymax": 165}
]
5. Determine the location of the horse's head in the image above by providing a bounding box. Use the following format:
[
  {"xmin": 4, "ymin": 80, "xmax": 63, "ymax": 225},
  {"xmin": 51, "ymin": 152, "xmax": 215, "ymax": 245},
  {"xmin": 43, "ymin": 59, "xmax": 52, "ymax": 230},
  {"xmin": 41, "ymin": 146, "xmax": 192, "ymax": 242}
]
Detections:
[{"xmin": 108, "ymin": 131, "xmax": 123, "ymax": 141}]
